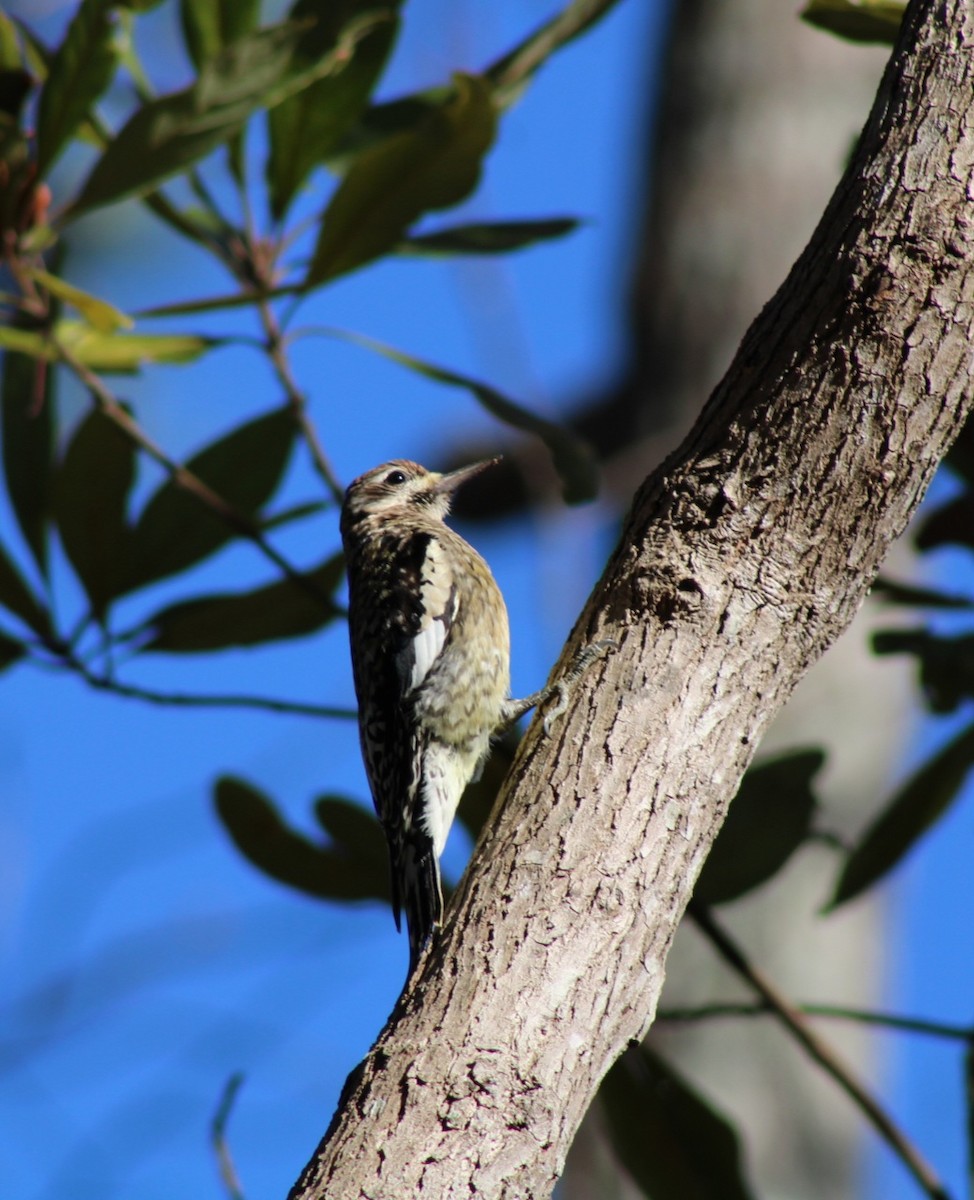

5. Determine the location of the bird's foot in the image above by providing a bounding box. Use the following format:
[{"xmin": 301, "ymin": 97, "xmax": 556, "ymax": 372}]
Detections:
[{"xmin": 541, "ymin": 638, "xmax": 615, "ymax": 734}]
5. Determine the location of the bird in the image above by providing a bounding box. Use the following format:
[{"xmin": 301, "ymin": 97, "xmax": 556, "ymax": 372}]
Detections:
[{"xmin": 340, "ymin": 457, "xmax": 545, "ymax": 976}]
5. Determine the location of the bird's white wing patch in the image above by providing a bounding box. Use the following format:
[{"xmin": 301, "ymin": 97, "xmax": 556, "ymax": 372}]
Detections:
[
  {"xmin": 410, "ymin": 618, "xmax": 448, "ymax": 690},
  {"xmin": 400, "ymin": 538, "xmax": 458, "ymax": 694}
]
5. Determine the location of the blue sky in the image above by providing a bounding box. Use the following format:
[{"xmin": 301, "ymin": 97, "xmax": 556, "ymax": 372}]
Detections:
[{"xmin": 1, "ymin": 3, "xmax": 970, "ymax": 1199}]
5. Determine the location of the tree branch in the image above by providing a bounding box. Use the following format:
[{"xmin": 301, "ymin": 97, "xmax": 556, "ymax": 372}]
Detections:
[
  {"xmin": 690, "ymin": 904, "xmax": 951, "ymax": 1200},
  {"xmin": 290, "ymin": 0, "xmax": 974, "ymax": 1195}
]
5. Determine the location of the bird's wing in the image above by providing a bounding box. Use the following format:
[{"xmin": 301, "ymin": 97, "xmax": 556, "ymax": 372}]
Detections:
[{"xmin": 396, "ymin": 536, "xmax": 459, "ymax": 695}]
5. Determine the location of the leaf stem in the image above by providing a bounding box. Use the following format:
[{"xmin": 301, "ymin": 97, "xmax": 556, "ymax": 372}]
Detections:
[
  {"xmin": 486, "ymin": 0, "xmax": 625, "ymax": 102},
  {"xmin": 657, "ymin": 998, "xmax": 974, "ymax": 1042},
  {"xmin": 47, "ymin": 648, "xmax": 355, "ymax": 720},
  {"xmin": 257, "ymin": 297, "xmax": 345, "ymax": 505}
]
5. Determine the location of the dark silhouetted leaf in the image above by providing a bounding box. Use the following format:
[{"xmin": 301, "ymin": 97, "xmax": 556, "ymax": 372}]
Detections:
[
  {"xmin": 0, "ymin": 629, "xmax": 25, "ymax": 671},
  {"xmin": 873, "ymin": 627, "xmax": 974, "ymax": 713},
  {"xmin": 333, "ymin": 329, "xmax": 598, "ymax": 503},
  {"xmin": 71, "ymin": 18, "xmax": 373, "ymax": 215},
  {"xmin": 54, "ymin": 408, "xmax": 135, "ymax": 620},
  {"xmin": 0, "ymin": 68, "xmax": 32, "ymax": 119},
  {"xmin": 600, "ymin": 1045, "xmax": 756, "ymax": 1200},
  {"xmin": 915, "ymin": 492, "xmax": 974, "ymax": 553},
  {"xmin": 214, "ymin": 776, "xmax": 388, "ymax": 902},
  {"xmin": 800, "ymin": 0, "xmax": 904, "ymax": 44},
  {"xmin": 267, "ymin": 0, "xmax": 400, "ymax": 220},
  {"xmin": 329, "ymin": 85, "xmax": 452, "ymax": 166},
  {"xmin": 35, "ymin": 0, "xmax": 120, "ymax": 175},
  {"xmin": 828, "ymin": 722, "xmax": 974, "ymax": 910},
  {"xmin": 946, "ymin": 419, "xmax": 974, "ymax": 484},
  {"xmin": 142, "ymin": 552, "xmax": 344, "ymax": 652},
  {"xmin": 0, "ymin": 540, "xmax": 49, "ymax": 634},
  {"xmin": 695, "ymin": 749, "xmax": 823, "ymax": 906},
  {"xmin": 125, "ymin": 407, "xmax": 296, "ymax": 593},
  {"xmin": 2, "ymin": 346, "xmax": 53, "ymax": 575},
  {"xmin": 314, "ymin": 793, "xmax": 388, "ymax": 894},
  {"xmin": 872, "ymin": 577, "xmax": 974, "ymax": 610},
  {"xmin": 179, "ymin": 0, "xmax": 261, "ymax": 71},
  {"xmin": 403, "ymin": 217, "xmax": 580, "ymax": 256},
  {"xmin": 306, "ymin": 72, "xmax": 496, "ymax": 285},
  {"xmin": 259, "ymin": 499, "xmax": 326, "ymax": 532}
]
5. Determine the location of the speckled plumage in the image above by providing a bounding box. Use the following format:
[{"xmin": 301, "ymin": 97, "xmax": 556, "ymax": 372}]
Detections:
[{"xmin": 340, "ymin": 459, "xmax": 512, "ymax": 974}]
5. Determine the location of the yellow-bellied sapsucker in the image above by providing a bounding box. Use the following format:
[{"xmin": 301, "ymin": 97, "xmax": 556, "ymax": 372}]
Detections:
[{"xmin": 341, "ymin": 457, "xmax": 544, "ymax": 975}]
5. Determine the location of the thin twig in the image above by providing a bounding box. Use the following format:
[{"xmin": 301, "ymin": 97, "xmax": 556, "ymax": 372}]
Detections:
[
  {"xmin": 54, "ymin": 341, "xmax": 336, "ymax": 608},
  {"xmin": 657, "ymin": 999, "xmax": 974, "ymax": 1043},
  {"xmin": 52, "ymin": 653, "xmax": 355, "ymax": 720},
  {"xmin": 257, "ymin": 297, "xmax": 345, "ymax": 505},
  {"xmin": 486, "ymin": 0, "xmax": 624, "ymax": 102},
  {"xmin": 211, "ymin": 1073, "xmax": 247, "ymax": 1200},
  {"xmin": 690, "ymin": 903, "xmax": 953, "ymax": 1200}
]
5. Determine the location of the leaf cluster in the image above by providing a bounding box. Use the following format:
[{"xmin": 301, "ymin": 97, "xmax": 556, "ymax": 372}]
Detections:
[
  {"xmin": 8, "ymin": 2, "xmax": 972, "ymax": 1198},
  {"xmin": 0, "ymin": 0, "xmax": 607, "ymax": 696}
]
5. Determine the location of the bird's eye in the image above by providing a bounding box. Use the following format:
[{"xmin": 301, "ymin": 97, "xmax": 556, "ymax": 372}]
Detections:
[{"xmin": 384, "ymin": 469, "xmax": 408, "ymax": 486}]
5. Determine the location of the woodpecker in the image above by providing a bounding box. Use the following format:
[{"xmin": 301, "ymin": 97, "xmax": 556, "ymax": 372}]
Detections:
[{"xmin": 341, "ymin": 457, "xmax": 548, "ymax": 975}]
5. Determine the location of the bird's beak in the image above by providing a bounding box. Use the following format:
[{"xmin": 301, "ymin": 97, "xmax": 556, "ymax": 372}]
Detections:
[{"xmin": 432, "ymin": 456, "xmax": 502, "ymax": 496}]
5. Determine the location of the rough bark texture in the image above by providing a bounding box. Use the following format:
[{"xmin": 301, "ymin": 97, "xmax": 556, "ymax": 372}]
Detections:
[{"xmin": 290, "ymin": 1, "xmax": 974, "ymax": 1195}]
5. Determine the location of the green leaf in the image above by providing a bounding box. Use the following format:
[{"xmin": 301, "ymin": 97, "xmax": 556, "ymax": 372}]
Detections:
[
  {"xmin": 828, "ymin": 722, "xmax": 974, "ymax": 910},
  {"xmin": 695, "ymin": 749, "xmax": 823, "ymax": 906},
  {"xmin": 179, "ymin": 0, "xmax": 261, "ymax": 71},
  {"xmin": 402, "ymin": 217, "xmax": 581, "ymax": 256},
  {"xmin": 70, "ymin": 18, "xmax": 374, "ymax": 216},
  {"xmin": 331, "ymin": 328, "xmax": 599, "ymax": 503},
  {"xmin": 35, "ymin": 0, "xmax": 121, "ymax": 176},
  {"xmin": 26, "ymin": 267, "xmax": 133, "ymax": 333},
  {"xmin": 306, "ymin": 72, "xmax": 497, "ymax": 285},
  {"xmin": 0, "ymin": 321, "xmax": 215, "ymax": 370},
  {"xmin": 600, "ymin": 1045, "xmax": 756, "ymax": 1200},
  {"xmin": 259, "ymin": 499, "xmax": 326, "ymax": 532},
  {"xmin": 125, "ymin": 407, "xmax": 297, "ymax": 594},
  {"xmin": 214, "ymin": 776, "xmax": 389, "ymax": 902},
  {"xmin": 872, "ymin": 628, "xmax": 974, "ymax": 714},
  {"xmin": 57, "ymin": 321, "xmax": 215, "ymax": 371},
  {"xmin": 915, "ymin": 492, "xmax": 974, "ymax": 553},
  {"xmin": 142, "ymin": 553, "xmax": 344, "ymax": 652},
  {"xmin": 0, "ymin": 12, "xmax": 21, "ymax": 70},
  {"xmin": 800, "ymin": 0, "xmax": 906, "ymax": 44},
  {"xmin": 54, "ymin": 408, "xmax": 135, "ymax": 620},
  {"xmin": 2, "ymin": 345, "xmax": 53, "ymax": 575},
  {"xmin": 267, "ymin": 0, "xmax": 400, "ymax": 220}
]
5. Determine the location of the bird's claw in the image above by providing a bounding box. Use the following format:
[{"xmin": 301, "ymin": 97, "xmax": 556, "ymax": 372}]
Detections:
[{"xmin": 541, "ymin": 637, "xmax": 616, "ymax": 735}]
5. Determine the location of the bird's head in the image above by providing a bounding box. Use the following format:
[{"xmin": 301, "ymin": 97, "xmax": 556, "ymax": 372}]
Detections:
[{"xmin": 340, "ymin": 457, "xmax": 500, "ymax": 534}]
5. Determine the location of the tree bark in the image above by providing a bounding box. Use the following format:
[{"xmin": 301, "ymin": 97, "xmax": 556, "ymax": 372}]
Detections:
[{"xmin": 290, "ymin": 0, "xmax": 974, "ymax": 1195}]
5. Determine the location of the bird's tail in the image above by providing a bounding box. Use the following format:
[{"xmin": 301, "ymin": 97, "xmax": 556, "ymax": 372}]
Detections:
[{"xmin": 399, "ymin": 836, "xmax": 444, "ymax": 976}]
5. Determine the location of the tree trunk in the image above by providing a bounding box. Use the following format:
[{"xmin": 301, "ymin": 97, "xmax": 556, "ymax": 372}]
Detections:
[{"xmin": 290, "ymin": 0, "xmax": 974, "ymax": 1195}]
